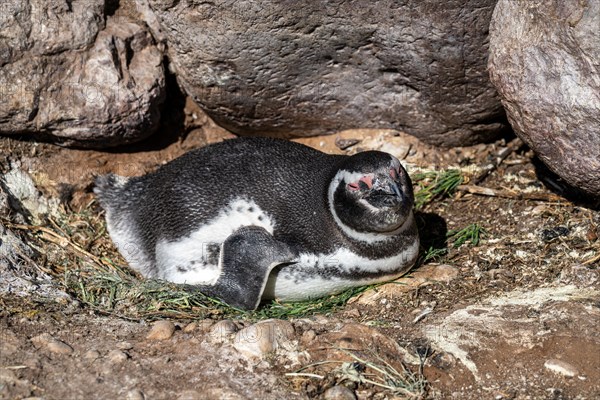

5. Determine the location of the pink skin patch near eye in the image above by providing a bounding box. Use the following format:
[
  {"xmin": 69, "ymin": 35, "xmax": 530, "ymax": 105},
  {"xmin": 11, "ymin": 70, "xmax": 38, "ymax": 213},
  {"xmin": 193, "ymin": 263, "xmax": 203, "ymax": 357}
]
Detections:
[
  {"xmin": 347, "ymin": 175, "xmax": 374, "ymax": 191},
  {"xmin": 390, "ymin": 168, "xmax": 397, "ymax": 179}
]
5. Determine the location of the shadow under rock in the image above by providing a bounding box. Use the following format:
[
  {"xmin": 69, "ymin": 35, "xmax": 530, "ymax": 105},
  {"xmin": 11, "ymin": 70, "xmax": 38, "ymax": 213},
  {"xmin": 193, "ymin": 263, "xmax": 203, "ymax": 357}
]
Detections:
[
  {"xmin": 532, "ymin": 157, "xmax": 599, "ymax": 210},
  {"xmin": 104, "ymin": 65, "xmax": 188, "ymax": 154}
]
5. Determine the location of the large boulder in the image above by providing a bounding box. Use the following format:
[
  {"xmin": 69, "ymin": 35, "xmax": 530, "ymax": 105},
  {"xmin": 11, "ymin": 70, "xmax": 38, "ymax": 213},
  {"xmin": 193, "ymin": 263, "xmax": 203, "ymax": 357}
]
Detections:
[
  {"xmin": 0, "ymin": 0, "xmax": 165, "ymax": 148},
  {"xmin": 489, "ymin": 0, "xmax": 600, "ymax": 196},
  {"xmin": 146, "ymin": 0, "xmax": 506, "ymax": 147}
]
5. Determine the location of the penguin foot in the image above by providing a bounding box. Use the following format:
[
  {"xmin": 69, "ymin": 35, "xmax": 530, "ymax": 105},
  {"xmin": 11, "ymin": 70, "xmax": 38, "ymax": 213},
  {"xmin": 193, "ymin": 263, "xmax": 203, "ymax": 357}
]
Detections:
[{"xmin": 184, "ymin": 226, "xmax": 297, "ymax": 310}]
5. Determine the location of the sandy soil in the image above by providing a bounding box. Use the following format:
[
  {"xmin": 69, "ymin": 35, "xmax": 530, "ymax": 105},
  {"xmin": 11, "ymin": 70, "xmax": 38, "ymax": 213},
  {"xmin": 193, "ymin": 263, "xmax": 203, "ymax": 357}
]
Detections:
[{"xmin": 1, "ymin": 102, "xmax": 598, "ymax": 400}]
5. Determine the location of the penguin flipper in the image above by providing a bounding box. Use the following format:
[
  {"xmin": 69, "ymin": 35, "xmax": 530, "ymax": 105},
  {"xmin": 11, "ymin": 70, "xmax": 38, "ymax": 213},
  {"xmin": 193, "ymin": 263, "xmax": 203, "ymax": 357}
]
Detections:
[{"xmin": 186, "ymin": 226, "xmax": 297, "ymax": 311}]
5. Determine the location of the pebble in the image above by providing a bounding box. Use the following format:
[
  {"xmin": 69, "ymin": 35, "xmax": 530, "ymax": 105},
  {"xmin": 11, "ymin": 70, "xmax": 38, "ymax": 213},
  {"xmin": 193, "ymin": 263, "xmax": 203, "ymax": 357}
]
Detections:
[
  {"xmin": 197, "ymin": 319, "xmax": 216, "ymax": 333},
  {"xmin": 183, "ymin": 322, "xmax": 198, "ymax": 333},
  {"xmin": 233, "ymin": 319, "xmax": 295, "ymax": 359},
  {"xmin": 208, "ymin": 320, "xmax": 238, "ymax": 343},
  {"xmin": 31, "ymin": 333, "xmax": 73, "ymax": 355},
  {"xmin": 126, "ymin": 389, "xmax": 145, "ymax": 400},
  {"xmin": 107, "ymin": 349, "xmax": 129, "ymax": 364},
  {"xmin": 544, "ymin": 359, "xmax": 578, "ymax": 377},
  {"xmin": 117, "ymin": 341, "xmax": 134, "ymax": 350},
  {"xmin": 301, "ymin": 329, "xmax": 317, "ymax": 345},
  {"xmin": 323, "ymin": 385, "xmax": 357, "ymax": 400},
  {"xmin": 84, "ymin": 350, "xmax": 101, "ymax": 360},
  {"xmin": 146, "ymin": 320, "xmax": 176, "ymax": 340}
]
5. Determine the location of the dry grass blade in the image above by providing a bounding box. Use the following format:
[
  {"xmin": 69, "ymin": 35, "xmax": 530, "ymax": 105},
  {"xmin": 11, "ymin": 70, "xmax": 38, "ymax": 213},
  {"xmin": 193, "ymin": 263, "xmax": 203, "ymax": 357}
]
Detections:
[
  {"xmin": 457, "ymin": 184, "xmax": 566, "ymax": 203},
  {"xmin": 333, "ymin": 348, "xmax": 427, "ymax": 398}
]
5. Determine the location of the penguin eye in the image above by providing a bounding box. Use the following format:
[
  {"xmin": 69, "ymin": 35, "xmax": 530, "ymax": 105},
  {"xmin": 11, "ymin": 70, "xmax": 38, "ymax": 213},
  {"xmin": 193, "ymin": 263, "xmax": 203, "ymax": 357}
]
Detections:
[{"xmin": 347, "ymin": 182, "xmax": 359, "ymax": 191}]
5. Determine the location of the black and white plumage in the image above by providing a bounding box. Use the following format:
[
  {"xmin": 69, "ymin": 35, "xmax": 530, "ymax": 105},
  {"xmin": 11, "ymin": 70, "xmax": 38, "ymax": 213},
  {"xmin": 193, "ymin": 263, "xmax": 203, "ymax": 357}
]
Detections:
[{"xmin": 94, "ymin": 137, "xmax": 419, "ymax": 310}]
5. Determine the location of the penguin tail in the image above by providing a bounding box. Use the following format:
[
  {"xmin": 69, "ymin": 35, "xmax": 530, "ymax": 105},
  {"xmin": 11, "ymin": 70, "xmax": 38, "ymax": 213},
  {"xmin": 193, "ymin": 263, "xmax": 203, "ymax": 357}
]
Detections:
[{"xmin": 93, "ymin": 173, "xmax": 129, "ymax": 209}]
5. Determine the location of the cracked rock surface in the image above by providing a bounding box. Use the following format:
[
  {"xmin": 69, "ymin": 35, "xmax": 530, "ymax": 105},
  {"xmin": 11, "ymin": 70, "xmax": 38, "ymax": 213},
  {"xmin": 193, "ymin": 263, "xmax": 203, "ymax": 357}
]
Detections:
[
  {"xmin": 147, "ymin": 0, "xmax": 506, "ymax": 147},
  {"xmin": 489, "ymin": 0, "xmax": 600, "ymax": 196},
  {"xmin": 0, "ymin": 0, "xmax": 165, "ymax": 148}
]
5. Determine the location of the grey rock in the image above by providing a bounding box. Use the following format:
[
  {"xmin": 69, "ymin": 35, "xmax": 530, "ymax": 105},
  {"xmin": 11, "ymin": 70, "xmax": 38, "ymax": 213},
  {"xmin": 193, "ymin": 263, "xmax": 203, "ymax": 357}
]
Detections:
[
  {"xmin": 0, "ymin": 0, "xmax": 165, "ymax": 148},
  {"xmin": 489, "ymin": 0, "xmax": 600, "ymax": 196},
  {"xmin": 233, "ymin": 319, "xmax": 296, "ymax": 359},
  {"xmin": 83, "ymin": 349, "xmax": 101, "ymax": 360},
  {"xmin": 207, "ymin": 320, "xmax": 238, "ymax": 343},
  {"xmin": 323, "ymin": 386, "xmax": 357, "ymax": 400},
  {"xmin": 422, "ymin": 285, "xmax": 599, "ymax": 381},
  {"xmin": 0, "ymin": 167, "xmax": 67, "ymax": 300},
  {"xmin": 107, "ymin": 349, "xmax": 129, "ymax": 364},
  {"xmin": 147, "ymin": 0, "xmax": 505, "ymax": 147},
  {"xmin": 1, "ymin": 163, "xmax": 57, "ymax": 223},
  {"xmin": 544, "ymin": 359, "xmax": 578, "ymax": 378}
]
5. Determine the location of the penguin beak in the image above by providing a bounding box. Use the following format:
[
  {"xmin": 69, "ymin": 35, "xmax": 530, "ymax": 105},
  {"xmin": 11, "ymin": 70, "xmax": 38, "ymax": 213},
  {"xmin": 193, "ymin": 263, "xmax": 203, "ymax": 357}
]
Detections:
[{"xmin": 368, "ymin": 175, "xmax": 404, "ymax": 208}]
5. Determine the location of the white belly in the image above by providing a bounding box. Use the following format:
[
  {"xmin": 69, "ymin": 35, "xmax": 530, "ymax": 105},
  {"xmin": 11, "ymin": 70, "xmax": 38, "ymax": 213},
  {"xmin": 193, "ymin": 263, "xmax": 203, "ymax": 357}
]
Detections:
[
  {"xmin": 152, "ymin": 198, "xmax": 419, "ymax": 302},
  {"xmin": 264, "ymin": 245, "xmax": 420, "ymax": 301},
  {"xmin": 155, "ymin": 198, "xmax": 274, "ymax": 284}
]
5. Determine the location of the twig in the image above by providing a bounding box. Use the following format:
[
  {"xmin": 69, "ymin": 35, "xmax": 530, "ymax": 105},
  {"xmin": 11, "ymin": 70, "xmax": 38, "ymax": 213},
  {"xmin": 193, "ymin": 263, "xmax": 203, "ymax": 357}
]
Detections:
[
  {"xmin": 582, "ymin": 252, "xmax": 600, "ymax": 266},
  {"xmin": 284, "ymin": 372, "xmax": 324, "ymax": 380},
  {"xmin": 1, "ymin": 219, "xmax": 116, "ymax": 271},
  {"xmin": 457, "ymin": 185, "xmax": 566, "ymax": 203},
  {"xmin": 473, "ymin": 138, "xmax": 524, "ymax": 184}
]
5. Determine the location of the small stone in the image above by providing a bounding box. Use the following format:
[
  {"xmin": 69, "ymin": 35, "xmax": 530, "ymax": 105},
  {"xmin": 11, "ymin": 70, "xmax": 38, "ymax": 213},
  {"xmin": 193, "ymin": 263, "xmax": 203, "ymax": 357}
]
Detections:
[
  {"xmin": 47, "ymin": 340, "xmax": 74, "ymax": 354},
  {"xmin": 544, "ymin": 359, "xmax": 578, "ymax": 377},
  {"xmin": 323, "ymin": 385, "xmax": 357, "ymax": 400},
  {"xmin": 197, "ymin": 319, "xmax": 216, "ymax": 333},
  {"xmin": 107, "ymin": 349, "xmax": 129, "ymax": 364},
  {"xmin": 427, "ymin": 264, "xmax": 460, "ymax": 283},
  {"xmin": 84, "ymin": 350, "xmax": 101, "ymax": 360},
  {"xmin": 183, "ymin": 322, "xmax": 198, "ymax": 333},
  {"xmin": 301, "ymin": 329, "xmax": 317, "ymax": 345},
  {"xmin": 146, "ymin": 320, "xmax": 176, "ymax": 340},
  {"xmin": 117, "ymin": 341, "xmax": 134, "ymax": 350},
  {"xmin": 342, "ymin": 309, "xmax": 361, "ymax": 319},
  {"xmin": 335, "ymin": 137, "xmax": 360, "ymax": 150},
  {"xmin": 233, "ymin": 319, "xmax": 296, "ymax": 359},
  {"xmin": 208, "ymin": 320, "xmax": 238, "ymax": 343},
  {"xmin": 31, "ymin": 333, "xmax": 73, "ymax": 355},
  {"xmin": 126, "ymin": 389, "xmax": 145, "ymax": 400}
]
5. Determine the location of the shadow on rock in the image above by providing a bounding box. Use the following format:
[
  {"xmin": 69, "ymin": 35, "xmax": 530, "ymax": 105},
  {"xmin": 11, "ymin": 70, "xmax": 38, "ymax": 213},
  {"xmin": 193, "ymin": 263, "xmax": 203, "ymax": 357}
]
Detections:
[
  {"xmin": 105, "ymin": 66, "xmax": 188, "ymax": 154},
  {"xmin": 533, "ymin": 157, "xmax": 600, "ymax": 210}
]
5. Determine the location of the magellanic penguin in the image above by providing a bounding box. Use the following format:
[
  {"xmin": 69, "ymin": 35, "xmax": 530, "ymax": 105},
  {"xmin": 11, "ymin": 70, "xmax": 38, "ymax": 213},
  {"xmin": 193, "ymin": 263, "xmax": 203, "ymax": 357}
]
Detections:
[{"xmin": 94, "ymin": 137, "xmax": 419, "ymax": 310}]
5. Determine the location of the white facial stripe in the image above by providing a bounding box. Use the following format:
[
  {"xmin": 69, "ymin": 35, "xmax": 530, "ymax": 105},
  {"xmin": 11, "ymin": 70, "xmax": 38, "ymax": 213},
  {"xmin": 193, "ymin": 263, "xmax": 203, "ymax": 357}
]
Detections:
[{"xmin": 328, "ymin": 170, "xmax": 411, "ymax": 243}]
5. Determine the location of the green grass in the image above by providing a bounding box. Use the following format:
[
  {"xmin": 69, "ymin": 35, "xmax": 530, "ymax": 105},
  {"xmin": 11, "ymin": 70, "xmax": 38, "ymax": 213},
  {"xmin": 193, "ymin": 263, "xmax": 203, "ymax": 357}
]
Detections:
[
  {"xmin": 447, "ymin": 223, "xmax": 486, "ymax": 248},
  {"xmin": 412, "ymin": 169, "xmax": 463, "ymax": 209}
]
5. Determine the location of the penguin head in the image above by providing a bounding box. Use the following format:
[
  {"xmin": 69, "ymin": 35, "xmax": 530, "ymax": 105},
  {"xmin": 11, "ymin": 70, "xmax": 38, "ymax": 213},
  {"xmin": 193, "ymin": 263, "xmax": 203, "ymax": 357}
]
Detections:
[{"xmin": 329, "ymin": 151, "xmax": 414, "ymax": 235}]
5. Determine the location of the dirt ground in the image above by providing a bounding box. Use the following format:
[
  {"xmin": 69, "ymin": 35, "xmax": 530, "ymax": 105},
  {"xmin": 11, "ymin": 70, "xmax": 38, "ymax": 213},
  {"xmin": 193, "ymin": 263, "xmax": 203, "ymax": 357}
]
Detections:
[{"xmin": 0, "ymin": 101, "xmax": 599, "ymax": 400}]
